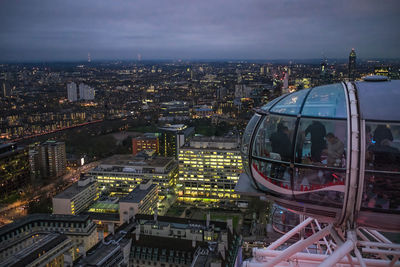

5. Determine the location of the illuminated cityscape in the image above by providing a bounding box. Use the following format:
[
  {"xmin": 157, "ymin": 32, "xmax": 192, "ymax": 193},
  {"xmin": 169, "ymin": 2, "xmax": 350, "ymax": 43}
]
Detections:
[{"xmin": 0, "ymin": 0, "xmax": 399, "ymax": 266}]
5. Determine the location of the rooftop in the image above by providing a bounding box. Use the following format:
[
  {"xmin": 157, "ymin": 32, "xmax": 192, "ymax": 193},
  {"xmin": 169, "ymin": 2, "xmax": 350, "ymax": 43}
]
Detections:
[
  {"xmin": 0, "ymin": 214, "xmax": 90, "ymax": 236},
  {"xmin": 182, "ymin": 136, "xmax": 240, "ymax": 150},
  {"xmin": 120, "ymin": 183, "xmax": 157, "ymax": 203},
  {"xmin": 53, "ymin": 177, "xmax": 96, "ymax": 200},
  {"xmin": 90, "ymin": 154, "xmax": 176, "ymax": 173},
  {"xmin": 1, "ymin": 233, "xmax": 70, "ymax": 267}
]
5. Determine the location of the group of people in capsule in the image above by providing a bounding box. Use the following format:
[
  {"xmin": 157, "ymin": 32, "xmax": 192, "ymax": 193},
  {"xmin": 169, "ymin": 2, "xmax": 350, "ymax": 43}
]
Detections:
[
  {"xmin": 263, "ymin": 120, "xmax": 345, "ymax": 189},
  {"xmin": 363, "ymin": 124, "xmax": 400, "ymax": 211},
  {"xmin": 260, "ymin": 120, "xmax": 399, "ymax": 210}
]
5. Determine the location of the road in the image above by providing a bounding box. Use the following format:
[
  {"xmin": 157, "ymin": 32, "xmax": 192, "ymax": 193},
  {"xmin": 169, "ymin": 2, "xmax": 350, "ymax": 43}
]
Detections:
[{"xmin": 0, "ymin": 161, "xmax": 99, "ymax": 226}]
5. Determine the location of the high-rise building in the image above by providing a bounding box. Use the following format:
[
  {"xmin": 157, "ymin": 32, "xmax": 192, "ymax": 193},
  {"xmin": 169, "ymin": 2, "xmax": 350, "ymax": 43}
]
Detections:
[
  {"xmin": 348, "ymin": 48, "xmax": 356, "ymax": 80},
  {"xmin": 38, "ymin": 141, "xmax": 67, "ymax": 178},
  {"xmin": 0, "ymin": 80, "xmax": 11, "ymax": 98},
  {"xmin": 79, "ymin": 83, "xmax": 95, "ymax": 100},
  {"xmin": 158, "ymin": 124, "xmax": 194, "ymax": 159},
  {"xmin": 178, "ymin": 136, "xmax": 243, "ymax": 202},
  {"xmin": 67, "ymin": 82, "xmax": 77, "ymax": 102},
  {"xmin": 0, "ymin": 143, "xmax": 30, "ymax": 195},
  {"xmin": 319, "ymin": 60, "xmax": 331, "ymax": 85}
]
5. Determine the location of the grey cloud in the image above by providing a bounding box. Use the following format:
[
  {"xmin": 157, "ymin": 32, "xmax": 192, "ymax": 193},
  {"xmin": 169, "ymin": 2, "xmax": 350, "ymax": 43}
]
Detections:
[{"xmin": 0, "ymin": 0, "xmax": 399, "ymax": 61}]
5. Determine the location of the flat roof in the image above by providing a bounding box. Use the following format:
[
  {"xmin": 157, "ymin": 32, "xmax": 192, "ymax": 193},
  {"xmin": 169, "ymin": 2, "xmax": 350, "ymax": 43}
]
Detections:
[
  {"xmin": 0, "ymin": 214, "xmax": 90, "ymax": 236},
  {"xmin": 53, "ymin": 179, "xmax": 96, "ymax": 200},
  {"xmin": 82, "ymin": 242, "xmax": 121, "ymax": 265},
  {"xmin": 2, "ymin": 233, "xmax": 69, "ymax": 267},
  {"xmin": 96, "ymin": 154, "xmax": 174, "ymax": 167},
  {"xmin": 120, "ymin": 184, "xmax": 157, "ymax": 203},
  {"xmin": 131, "ymin": 234, "xmax": 204, "ymax": 253}
]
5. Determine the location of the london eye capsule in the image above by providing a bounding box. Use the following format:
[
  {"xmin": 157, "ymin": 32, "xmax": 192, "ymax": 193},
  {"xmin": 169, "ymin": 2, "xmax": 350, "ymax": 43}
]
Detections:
[{"xmin": 238, "ymin": 77, "xmax": 400, "ymax": 231}]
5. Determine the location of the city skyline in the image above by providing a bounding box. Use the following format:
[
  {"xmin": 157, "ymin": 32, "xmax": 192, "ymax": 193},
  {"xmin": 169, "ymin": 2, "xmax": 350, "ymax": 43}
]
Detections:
[{"xmin": 0, "ymin": 0, "xmax": 399, "ymax": 62}]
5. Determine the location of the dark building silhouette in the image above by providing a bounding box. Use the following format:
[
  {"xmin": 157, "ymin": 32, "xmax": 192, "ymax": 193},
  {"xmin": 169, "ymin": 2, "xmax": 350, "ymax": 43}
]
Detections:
[
  {"xmin": 348, "ymin": 48, "xmax": 356, "ymax": 80},
  {"xmin": 0, "ymin": 143, "xmax": 30, "ymax": 195}
]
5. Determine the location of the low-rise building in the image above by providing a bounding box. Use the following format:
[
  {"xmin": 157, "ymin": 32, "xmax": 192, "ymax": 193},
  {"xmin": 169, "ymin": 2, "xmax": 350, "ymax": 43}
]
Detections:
[
  {"xmin": 1, "ymin": 233, "xmax": 73, "ymax": 267},
  {"xmin": 53, "ymin": 175, "xmax": 99, "ymax": 215},
  {"xmin": 132, "ymin": 133, "xmax": 159, "ymax": 155},
  {"xmin": 0, "ymin": 214, "xmax": 98, "ymax": 263},
  {"xmin": 119, "ymin": 179, "xmax": 158, "ymax": 223},
  {"xmin": 88, "ymin": 154, "xmax": 178, "ymax": 197}
]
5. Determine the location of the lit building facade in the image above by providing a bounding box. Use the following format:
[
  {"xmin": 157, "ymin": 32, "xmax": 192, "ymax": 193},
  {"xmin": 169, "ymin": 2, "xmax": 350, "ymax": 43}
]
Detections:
[
  {"xmin": 0, "ymin": 143, "xmax": 30, "ymax": 195},
  {"xmin": 178, "ymin": 136, "xmax": 243, "ymax": 202},
  {"xmin": 88, "ymin": 154, "xmax": 178, "ymax": 197},
  {"xmin": 52, "ymin": 175, "xmax": 99, "ymax": 215},
  {"xmin": 119, "ymin": 179, "xmax": 159, "ymax": 223},
  {"xmin": 158, "ymin": 124, "xmax": 194, "ymax": 159},
  {"xmin": 159, "ymin": 101, "xmax": 190, "ymax": 122},
  {"xmin": 132, "ymin": 134, "xmax": 159, "ymax": 155}
]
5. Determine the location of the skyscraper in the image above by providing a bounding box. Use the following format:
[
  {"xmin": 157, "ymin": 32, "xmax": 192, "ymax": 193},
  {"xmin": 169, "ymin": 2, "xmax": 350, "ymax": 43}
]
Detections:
[
  {"xmin": 348, "ymin": 48, "xmax": 356, "ymax": 80},
  {"xmin": 1, "ymin": 80, "xmax": 11, "ymax": 98},
  {"xmin": 67, "ymin": 82, "xmax": 77, "ymax": 102}
]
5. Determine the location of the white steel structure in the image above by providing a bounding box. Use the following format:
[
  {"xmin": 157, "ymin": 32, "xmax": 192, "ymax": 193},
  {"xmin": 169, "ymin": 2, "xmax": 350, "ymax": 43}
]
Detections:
[{"xmin": 237, "ymin": 76, "xmax": 400, "ymax": 266}]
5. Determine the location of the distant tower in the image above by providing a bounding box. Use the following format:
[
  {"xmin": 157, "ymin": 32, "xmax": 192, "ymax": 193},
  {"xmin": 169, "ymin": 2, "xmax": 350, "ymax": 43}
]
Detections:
[
  {"xmin": 282, "ymin": 69, "xmax": 289, "ymax": 94},
  {"xmin": 67, "ymin": 82, "xmax": 77, "ymax": 102},
  {"xmin": 348, "ymin": 48, "xmax": 356, "ymax": 80},
  {"xmin": 137, "ymin": 53, "xmax": 142, "ymax": 61},
  {"xmin": 88, "ymin": 53, "xmax": 91, "ymax": 63},
  {"xmin": 319, "ymin": 59, "xmax": 329, "ymax": 85},
  {"xmin": 1, "ymin": 80, "xmax": 11, "ymax": 98}
]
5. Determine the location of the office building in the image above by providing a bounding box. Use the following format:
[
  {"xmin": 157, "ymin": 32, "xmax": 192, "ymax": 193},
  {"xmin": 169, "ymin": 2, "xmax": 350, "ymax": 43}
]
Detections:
[
  {"xmin": 88, "ymin": 154, "xmax": 178, "ymax": 196},
  {"xmin": 53, "ymin": 175, "xmax": 99, "ymax": 215},
  {"xmin": 79, "ymin": 83, "xmax": 95, "ymax": 100},
  {"xmin": 67, "ymin": 82, "xmax": 78, "ymax": 102},
  {"xmin": 348, "ymin": 48, "xmax": 356, "ymax": 80},
  {"xmin": 159, "ymin": 101, "xmax": 190, "ymax": 122},
  {"xmin": 158, "ymin": 124, "xmax": 194, "ymax": 158},
  {"xmin": 132, "ymin": 133, "xmax": 159, "ymax": 155},
  {"xmin": 0, "ymin": 143, "xmax": 30, "ymax": 195},
  {"xmin": 178, "ymin": 136, "xmax": 243, "ymax": 202},
  {"xmin": 119, "ymin": 179, "xmax": 158, "ymax": 223},
  {"xmin": 0, "ymin": 214, "xmax": 98, "ymax": 263}
]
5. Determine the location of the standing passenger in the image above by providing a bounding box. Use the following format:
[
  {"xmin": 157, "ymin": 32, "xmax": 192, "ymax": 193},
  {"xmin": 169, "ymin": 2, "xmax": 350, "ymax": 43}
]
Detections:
[{"xmin": 305, "ymin": 121, "xmax": 327, "ymax": 162}]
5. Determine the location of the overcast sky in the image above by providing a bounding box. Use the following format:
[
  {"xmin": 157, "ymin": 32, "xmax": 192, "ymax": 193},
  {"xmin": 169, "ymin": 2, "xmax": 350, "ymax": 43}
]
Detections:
[{"xmin": 0, "ymin": 0, "xmax": 399, "ymax": 61}]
